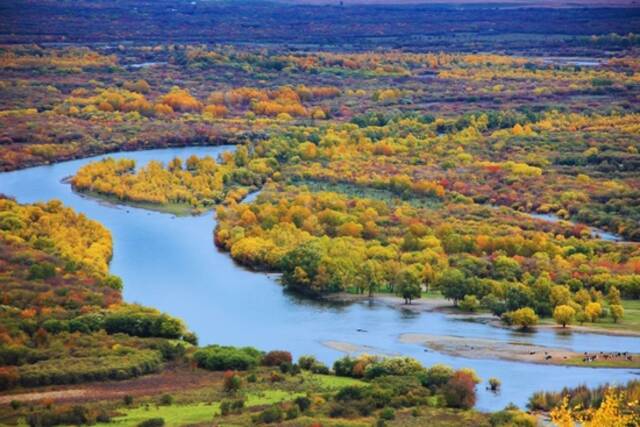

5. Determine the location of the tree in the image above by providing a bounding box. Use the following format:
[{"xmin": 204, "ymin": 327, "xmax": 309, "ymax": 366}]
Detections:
[
  {"xmin": 550, "ymin": 285, "xmax": 571, "ymax": 307},
  {"xmin": 575, "ymin": 288, "xmax": 592, "ymax": 307},
  {"xmin": 459, "ymin": 295, "xmax": 480, "ymax": 312},
  {"xmin": 442, "ymin": 371, "xmax": 477, "ymax": 409},
  {"xmin": 607, "ymin": 286, "xmax": 621, "ymax": 306},
  {"xmin": 553, "ymin": 305, "xmax": 575, "ymax": 328},
  {"xmin": 361, "ymin": 259, "xmax": 384, "ymax": 298},
  {"xmin": 396, "ymin": 268, "xmax": 421, "ymax": 304},
  {"xmin": 610, "ymin": 304, "xmax": 624, "ymax": 323},
  {"xmin": 508, "ymin": 307, "xmax": 538, "ymax": 330},
  {"xmin": 505, "ymin": 283, "xmax": 534, "ymax": 312},
  {"xmin": 437, "ymin": 268, "xmax": 470, "ymax": 306},
  {"xmin": 493, "ymin": 256, "xmax": 521, "ymax": 281},
  {"xmin": 585, "ymin": 302, "xmax": 602, "ymax": 322}
]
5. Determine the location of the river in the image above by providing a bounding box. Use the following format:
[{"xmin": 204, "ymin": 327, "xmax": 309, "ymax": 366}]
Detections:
[{"xmin": 0, "ymin": 146, "xmax": 638, "ymax": 412}]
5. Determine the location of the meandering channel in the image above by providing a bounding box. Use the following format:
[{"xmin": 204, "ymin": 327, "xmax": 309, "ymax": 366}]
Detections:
[{"xmin": 1, "ymin": 146, "xmax": 638, "ymax": 412}]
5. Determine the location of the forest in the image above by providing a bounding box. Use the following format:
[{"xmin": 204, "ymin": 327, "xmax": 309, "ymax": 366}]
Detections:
[{"xmin": 1, "ymin": 0, "xmax": 640, "ymax": 426}]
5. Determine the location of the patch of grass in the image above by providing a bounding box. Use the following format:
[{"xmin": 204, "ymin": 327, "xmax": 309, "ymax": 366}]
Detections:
[
  {"xmin": 96, "ymin": 402, "xmax": 219, "ymax": 427},
  {"xmin": 387, "ymin": 407, "xmax": 490, "ymax": 427},
  {"xmin": 291, "ymin": 179, "xmax": 442, "ymax": 209},
  {"xmin": 562, "ymin": 356, "xmax": 640, "ymax": 369},
  {"xmin": 540, "ymin": 299, "xmax": 640, "ymax": 334},
  {"xmin": 96, "ymin": 390, "xmax": 302, "ymax": 427},
  {"xmin": 76, "ymin": 188, "xmax": 201, "ymax": 216},
  {"xmin": 306, "ymin": 373, "xmax": 367, "ymax": 390}
]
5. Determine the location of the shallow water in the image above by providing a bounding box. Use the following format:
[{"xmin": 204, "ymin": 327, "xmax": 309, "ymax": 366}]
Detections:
[{"xmin": 1, "ymin": 146, "xmax": 638, "ymax": 411}]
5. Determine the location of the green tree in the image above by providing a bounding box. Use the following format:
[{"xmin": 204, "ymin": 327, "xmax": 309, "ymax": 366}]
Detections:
[
  {"xmin": 396, "ymin": 268, "xmax": 422, "ymax": 304},
  {"xmin": 437, "ymin": 268, "xmax": 470, "ymax": 306}
]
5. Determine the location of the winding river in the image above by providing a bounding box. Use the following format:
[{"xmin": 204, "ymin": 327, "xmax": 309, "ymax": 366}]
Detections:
[{"xmin": 1, "ymin": 146, "xmax": 638, "ymax": 412}]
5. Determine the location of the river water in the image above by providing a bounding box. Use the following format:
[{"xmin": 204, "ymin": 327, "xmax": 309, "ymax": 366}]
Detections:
[{"xmin": 0, "ymin": 146, "xmax": 638, "ymax": 411}]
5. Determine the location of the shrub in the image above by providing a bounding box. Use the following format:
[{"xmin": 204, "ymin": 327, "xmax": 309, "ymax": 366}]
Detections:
[
  {"xmin": 220, "ymin": 398, "xmax": 245, "ymax": 415},
  {"xmin": 297, "ymin": 355, "xmax": 317, "ymax": 370},
  {"xmin": 379, "ymin": 407, "xmax": 396, "ymax": 420},
  {"xmin": 255, "ymin": 405, "xmax": 283, "ymax": 424},
  {"xmin": 159, "ymin": 394, "xmax": 173, "ymax": 405},
  {"xmin": 193, "ymin": 345, "xmax": 262, "ymax": 371},
  {"xmin": 17, "ymin": 350, "xmax": 162, "ymax": 388},
  {"xmin": 489, "ymin": 377, "xmax": 501, "ymax": 392},
  {"xmin": 269, "ymin": 371, "xmax": 284, "ymax": 383},
  {"xmin": 294, "ymin": 396, "xmax": 311, "ymax": 412},
  {"xmin": 223, "ymin": 370, "xmax": 241, "ymax": 392},
  {"xmin": 490, "ymin": 405, "xmax": 537, "ymax": 427},
  {"xmin": 0, "ymin": 367, "xmax": 20, "ymax": 390},
  {"xmin": 137, "ymin": 418, "xmax": 165, "ymax": 427},
  {"xmin": 263, "ymin": 350, "xmax": 292, "ymax": 366},
  {"xmin": 27, "ymin": 405, "xmax": 93, "ymax": 427},
  {"xmin": 285, "ymin": 405, "xmax": 299, "ymax": 420},
  {"xmin": 28, "ymin": 263, "xmax": 56, "ymax": 280},
  {"xmin": 459, "ymin": 295, "xmax": 480, "ymax": 312},
  {"xmin": 419, "ymin": 364, "xmax": 454, "ymax": 390},
  {"xmin": 104, "ymin": 312, "xmax": 185, "ymax": 339},
  {"xmin": 364, "ymin": 357, "xmax": 425, "ymax": 379},
  {"xmin": 333, "ymin": 356, "xmax": 357, "ymax": 377},
  {"xmin": 442, "ymin": 371, "xmax": 477, "ymax": 409}
]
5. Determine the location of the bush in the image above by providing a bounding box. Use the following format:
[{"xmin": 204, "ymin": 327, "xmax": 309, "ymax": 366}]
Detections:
[
  {"xmin": 220, "ymin": 398, "xmax": 244, "ymax": 416},
  {"xmin": 459, "ymin": 295, "xmax": 480, "ymax": 312},
  {"xmin": 364, "ymin": 357, "xmax": 425, "ymax": 379},
  {"xmin": 285, "ymin": 405, "xmax": 299, "ymax": 420},
  {"xmin": 255, "ymin": 405, "xmax": 283, "ymax": 424},
  {"xmin": 28, "ymin": 263, "xmax": 56, "ymax": 280},
  {"xmin": 298, "ymin": 355, "xmax": 317, "ymax": 370},
  {"xmin": 223, "ymin": 370, "xmax": 241, "ymax": 392},
  {"xmin": 379, "ymin": 407, "xmax": 396, "ymax": 420},
  {"xmin": 419, "ymin": 364, "xmax": 454, "ymax": 390},
  {"xmin": 27, "ymin": 405, "xmax": 93, "ymax": 427},
  {"xmin": 194, "ymin": 345, "xmax": 262, "ymax": 371},
  {"xmin": 490, "ymin": 406, "xmax": 537, "ymax": 427},
  {"xmin": 294, "ymin": 396, "xmax": 311, "ymax": 412},
  {"xmin": 489, "ymin": 377, "xmax": 501, "ymax": 392},
  {"xmin": 158, "ymin": 342, "xmax": 186, "ymax": 361},
  {"xmin": 17, "ymin": 350, "xmax": 162, "ymax": 388},
  {"xmin": 263, "ymin": 350, "xmax": 292, "ymax": 366},
  {"xmin": 442, "ymin": 371, "xmax": 477, "ymax": 409},
  {"xmin": 137, "ymin": 418, "xmax": 165, "ymax": 427},
  {"xmin": 159, "ymin": 394, "xmax": 173, "ymax": 405},
  {"xmin": 333, "ymin": 356, "xmax": 357, "ymax": 377},
  {"xmin": 104, "ymin": 312, "xmax": 185, "ymax": 339}
]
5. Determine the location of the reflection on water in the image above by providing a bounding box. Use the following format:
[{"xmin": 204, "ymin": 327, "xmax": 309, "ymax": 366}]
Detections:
[{"xmin": 0, "ymin": 146, "xmax": 638, "ymax": 411}]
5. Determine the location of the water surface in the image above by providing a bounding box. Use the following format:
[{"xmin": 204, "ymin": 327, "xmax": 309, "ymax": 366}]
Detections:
[{"xmin": 1, "ymin": 146, "xmax": 638, "ymax": 411}]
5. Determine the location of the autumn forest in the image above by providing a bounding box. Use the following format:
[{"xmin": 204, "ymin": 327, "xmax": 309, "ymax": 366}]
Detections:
[{"xmin": 1, "ymin": 1, "xmax": 640, "ymax": 426}]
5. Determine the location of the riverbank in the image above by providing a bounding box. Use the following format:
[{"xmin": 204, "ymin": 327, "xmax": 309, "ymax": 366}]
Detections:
[
  {"xmin": 71, "ymin": 187, "xmax": 203, "ymax": 216},
  {"xmin": 399, "ymin": 334, "xmax": 640, "ymax": 369},
  {"xmin": 324, "ymin": 292, "xmax": 640, "ymax": 337}
]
